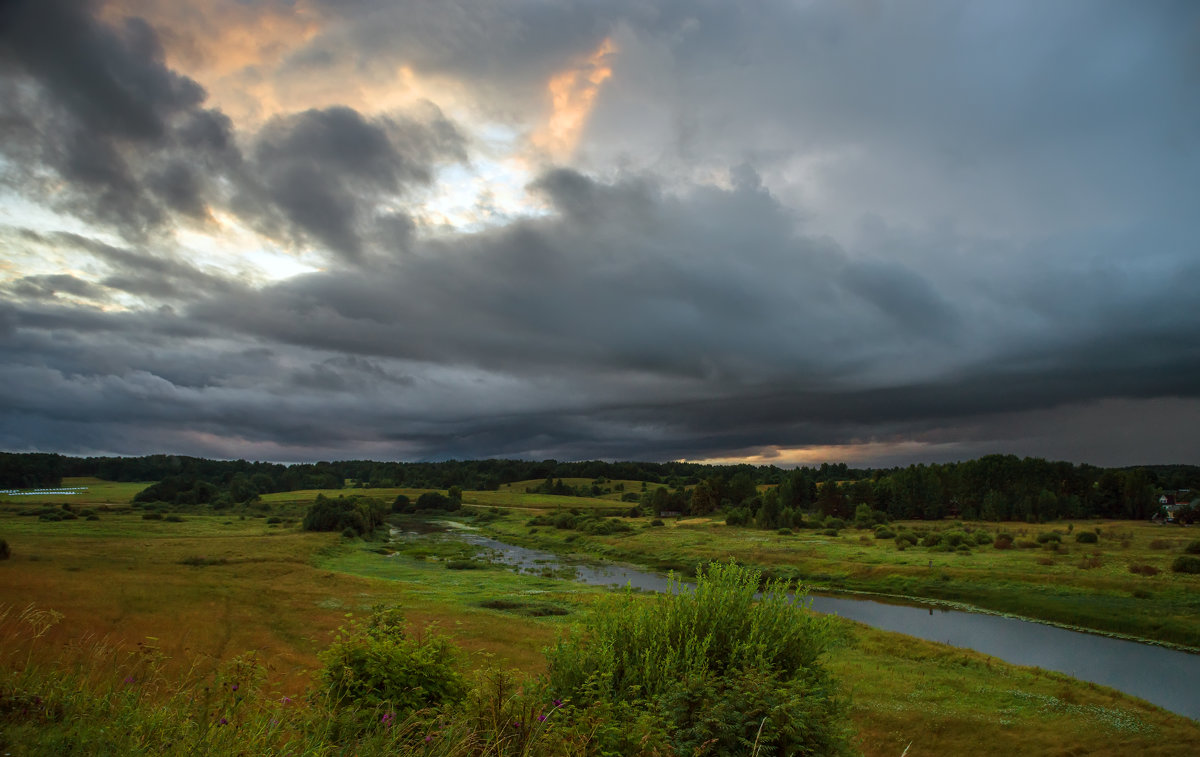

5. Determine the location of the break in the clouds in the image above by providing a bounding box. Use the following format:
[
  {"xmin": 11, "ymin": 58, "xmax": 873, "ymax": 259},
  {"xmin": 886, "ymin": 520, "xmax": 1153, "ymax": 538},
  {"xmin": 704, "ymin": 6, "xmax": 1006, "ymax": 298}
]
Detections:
[{"xmin": 0, "ymin": 0, "xmax": 1198, "ymax": 467}]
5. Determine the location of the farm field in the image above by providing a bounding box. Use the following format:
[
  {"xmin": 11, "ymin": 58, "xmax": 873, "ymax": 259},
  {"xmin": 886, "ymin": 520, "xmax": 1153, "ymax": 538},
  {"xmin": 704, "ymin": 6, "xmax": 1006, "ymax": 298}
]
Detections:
[{"xmin": 2, "ymin": 484, "xmax": 1199, "ymax": 754}]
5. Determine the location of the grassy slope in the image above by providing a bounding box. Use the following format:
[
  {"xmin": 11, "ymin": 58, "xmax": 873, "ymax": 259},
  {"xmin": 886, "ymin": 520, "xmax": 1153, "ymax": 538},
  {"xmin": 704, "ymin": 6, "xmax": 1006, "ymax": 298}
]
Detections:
[
  {"xmin": 477, "ymin": 513, "xmax": 1200, "ymax": 648},
  {"xmin": 3, "ymin": 486, "xmax": 1200, "ymax": 755}
]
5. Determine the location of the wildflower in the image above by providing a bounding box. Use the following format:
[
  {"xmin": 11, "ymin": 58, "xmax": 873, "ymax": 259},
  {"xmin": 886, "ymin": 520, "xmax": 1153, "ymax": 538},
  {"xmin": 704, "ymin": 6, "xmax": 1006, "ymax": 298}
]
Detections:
[
  {"xmin": 219, "ymin": 717, "xmax": 228, "ymax": 726},
  {"xmin": 513, "ymin": 720, "xmax": 522, "ymax": 729},
  {"xmin": 231, "ymin": 684, "xmax": 238, "ymax": 692},
  {"xmin": 537, "ymin": 713, "xmax": 547, "ymax": 722},
  {"xmin": 381, "ymin": 712, "xmax": 395, "ymax": 726},
  {"xmin": 552, "ymin": 699, "xmax": 563, "ymax": 708},
  {"xmin": 425, "ymin": 735, "xmax": 433, "ymax": 743},
  {"xmin": 280, "ymin": 696, "xmax": 292, "ymax": 705},
  {"xmin": 124, "ymin": 676, "xmax": 136, "ymax": 685}
]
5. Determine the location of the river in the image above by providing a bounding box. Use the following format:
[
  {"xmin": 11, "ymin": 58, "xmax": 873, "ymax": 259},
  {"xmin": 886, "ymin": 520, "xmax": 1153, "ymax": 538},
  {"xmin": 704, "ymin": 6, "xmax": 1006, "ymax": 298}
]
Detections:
[{"xmin": 406, "ymin": 528, "xmax": 1200, "ymax": 720}]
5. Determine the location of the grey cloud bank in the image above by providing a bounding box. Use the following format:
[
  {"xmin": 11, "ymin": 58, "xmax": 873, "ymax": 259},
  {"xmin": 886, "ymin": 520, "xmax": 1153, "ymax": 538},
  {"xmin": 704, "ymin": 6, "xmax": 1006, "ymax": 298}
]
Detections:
[{"xmin": 0, "ymin": 0, "xmax": 1197, "ymax": 466}]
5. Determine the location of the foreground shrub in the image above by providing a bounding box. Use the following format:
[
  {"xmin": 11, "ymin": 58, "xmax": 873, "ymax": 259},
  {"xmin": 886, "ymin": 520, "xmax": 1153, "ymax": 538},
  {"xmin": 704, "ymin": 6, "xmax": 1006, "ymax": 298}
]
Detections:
[
  {"xmin": 319, "ymin": 608, "xmax": 467, "ymax": 715},
  {"xmin": 546, "ymin": 561, "xmax": 854, "ymax": 756},
  {"xmin": 1075, "ymin": 531, "xmax": 1099, "ymax": 544},
  {"xmin": 1171, "ymin": 556, "xmax": 1200, "ymax": 574}
]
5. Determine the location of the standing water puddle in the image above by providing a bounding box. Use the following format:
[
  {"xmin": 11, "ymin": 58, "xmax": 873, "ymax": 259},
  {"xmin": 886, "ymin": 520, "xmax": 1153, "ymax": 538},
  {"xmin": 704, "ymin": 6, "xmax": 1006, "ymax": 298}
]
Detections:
[{"xmin": 398, "ymin": 528, "xmax": 1200, "ymax": 720}]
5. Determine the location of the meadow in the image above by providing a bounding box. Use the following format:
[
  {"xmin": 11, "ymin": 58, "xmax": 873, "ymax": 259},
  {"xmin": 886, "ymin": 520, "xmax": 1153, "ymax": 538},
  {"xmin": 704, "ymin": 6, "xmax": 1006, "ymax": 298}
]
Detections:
[
  {"xmin": 1, "ymin": 482, "xmax": 1199, "ymax": 754},
  {"xmin": 470, "ymin": 506, "xmax": 1200, "ymax": 649}
]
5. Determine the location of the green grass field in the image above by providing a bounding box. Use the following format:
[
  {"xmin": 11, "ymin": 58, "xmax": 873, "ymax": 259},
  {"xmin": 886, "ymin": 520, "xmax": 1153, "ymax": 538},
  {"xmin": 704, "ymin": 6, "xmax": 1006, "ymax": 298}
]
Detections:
[
  {"xmin": 471, "ymin": 510, "xmax": 1200, "ymax": 649},
  {"xmin": 3, "ymin": 482, "xmax": 1200, "ymax": 754},
  {"xmin": 0, "ymin": 476, "xmax": 149, "ymax": 506}
]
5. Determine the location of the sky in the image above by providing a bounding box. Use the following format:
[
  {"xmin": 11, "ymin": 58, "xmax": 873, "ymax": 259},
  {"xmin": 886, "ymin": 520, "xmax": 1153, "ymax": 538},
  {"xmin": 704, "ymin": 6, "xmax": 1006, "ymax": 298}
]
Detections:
[{"xmin": 0, "ymin": 0, "xmax": 1198, "ymax": 468}]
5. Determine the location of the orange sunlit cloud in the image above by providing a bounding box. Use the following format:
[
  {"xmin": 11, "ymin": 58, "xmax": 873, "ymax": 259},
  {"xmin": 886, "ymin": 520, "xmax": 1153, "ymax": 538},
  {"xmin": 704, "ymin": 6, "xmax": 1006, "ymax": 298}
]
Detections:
[{"xmin": 531, "ymin": 37, "xmax": 616, "ymax": 162}]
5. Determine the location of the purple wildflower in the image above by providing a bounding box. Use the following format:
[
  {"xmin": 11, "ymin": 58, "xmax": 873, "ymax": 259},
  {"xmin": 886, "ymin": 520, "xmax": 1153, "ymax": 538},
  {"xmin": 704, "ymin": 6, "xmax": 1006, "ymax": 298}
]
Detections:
[
  {"xmin": 425, "ymin": 735, "xmax": 433, "ymax": 743},
  {"xmin": 552, "ymin": 699, "xmax": 563, "ymax": 708},
  {"xmin": 231, "ymin": 684, "xmax": 238, "ymax": 692},
  {"xmin": 219, "ymin": 717, "xmax": 228, "ymax": 726},
  {"xmin": 537, "ymin": 713, "xmax": 547, "ymax": 722},
  {"xmin": 280, "ymin": 696, "xmax": 292, "ymax": 705},
  {"xmin": 124, "ymin": 676, "xmax": 136, "ymax": 685}
]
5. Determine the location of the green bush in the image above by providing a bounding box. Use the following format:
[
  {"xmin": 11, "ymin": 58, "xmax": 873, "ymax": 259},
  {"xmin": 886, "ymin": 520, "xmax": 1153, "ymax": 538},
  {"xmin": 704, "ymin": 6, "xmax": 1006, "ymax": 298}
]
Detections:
[
  {"xmin": 319, "ymin": 608, "xmax": 466, "ymax": 715},
  {"xmin": 973, "ymin": 531, "xmax": 993, "ymax": 546},
  {"xmin": 649, "ymin": 518, "xmax": 665, "ymax": 527},
  {"xmin": 823, "ymin": 517, "xmax": 846, "ymax": 530},
  {"xmin": 822, "ymin": 528, "xmax": 840, "ymax": 537},
  {"xmin": 941, "ymin": 530, "xmax": 966, "ymax": 547},
  {"xmin": 1075, "ymin": 531, "xmax": 1099, "ymax": 544},
  {"xmin": 993, "ymin": 534, "xmax": 1014, "ymax": 550},
  {"xmin": 921, "ymin": 532, "xmax": 942, "ymax": 548},
  {"xmin": 546, "ymin": 562, "xmax": 854, "ymax": 756},
  {"xmin": 874, "ymin": 529, "xmax": 896, "ymax": 540},
  {"xmin": 1171, "ymin": 556, "xmax": 1200, "ymax": 574},
  {"xmin": 1185, "ymin": 540, "xmax": 1200, "ymax": 555},
  {"xmin": 1036, "ymin": 532, "xmax": 1061, "ymax": 544},
  {"xmin": 303, "ymin": 494, "xmax": 388, "ymax": 536},
  {"xmin": 776, "ymin": 527, "xmax": 793, "ymax": 536}
]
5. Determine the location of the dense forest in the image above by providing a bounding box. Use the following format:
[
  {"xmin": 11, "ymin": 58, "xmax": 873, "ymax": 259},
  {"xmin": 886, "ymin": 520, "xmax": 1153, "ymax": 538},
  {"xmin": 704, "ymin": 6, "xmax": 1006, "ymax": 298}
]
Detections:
[{"xmin": 1, "ymin": 451, "xmax": 1195, "ymax": 523}]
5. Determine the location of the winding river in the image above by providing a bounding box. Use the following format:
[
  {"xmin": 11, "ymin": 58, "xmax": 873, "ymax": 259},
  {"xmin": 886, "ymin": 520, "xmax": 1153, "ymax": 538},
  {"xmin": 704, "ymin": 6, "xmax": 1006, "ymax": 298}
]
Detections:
[{"xmin": 419, "ymin": 529, "xmax": 1200, "ymax": 720}]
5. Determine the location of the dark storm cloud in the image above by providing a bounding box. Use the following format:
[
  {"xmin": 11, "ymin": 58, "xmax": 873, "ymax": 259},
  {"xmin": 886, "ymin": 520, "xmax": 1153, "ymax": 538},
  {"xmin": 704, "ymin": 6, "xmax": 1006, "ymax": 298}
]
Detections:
[
  {"xmin": 238, "ymin": 105, "xmax": 465, "ymax": 260},
  {"xmin": 1, "ymin": 0, "xmax": 1197, "ymax": 465},
  {"xmin": 0, "ymin": 0, "xmax": 240, "ymax": 236}
]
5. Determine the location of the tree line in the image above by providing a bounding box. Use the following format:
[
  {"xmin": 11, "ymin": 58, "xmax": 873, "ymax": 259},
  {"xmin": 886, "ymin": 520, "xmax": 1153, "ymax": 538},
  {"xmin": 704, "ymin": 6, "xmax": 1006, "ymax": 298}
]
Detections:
[{"xmin": 1, "ymin": 451, "xmax": 1196, "ymax": 523}]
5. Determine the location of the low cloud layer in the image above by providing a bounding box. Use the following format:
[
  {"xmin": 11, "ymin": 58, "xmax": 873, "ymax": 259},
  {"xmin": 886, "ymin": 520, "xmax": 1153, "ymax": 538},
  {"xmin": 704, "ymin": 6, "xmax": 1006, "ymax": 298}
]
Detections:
[{"xmin": 0, "ymin": 0, "xmax": 1197, "ymax": 466}]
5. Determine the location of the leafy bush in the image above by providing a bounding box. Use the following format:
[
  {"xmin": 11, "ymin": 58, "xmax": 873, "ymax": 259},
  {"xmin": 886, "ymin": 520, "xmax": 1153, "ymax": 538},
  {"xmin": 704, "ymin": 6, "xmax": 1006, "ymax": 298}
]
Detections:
[
  {"xmin": 391, "ymin": 494, "xmax": 411, "ymax": 512},
  {"xmin": 416, "ymin": 491, "xmax": 461, "ymax": 513},
  {"xmin": 993, "ymin": 534, "xmax": 1014, "ymax": 550},
  {"xmin": 941, "ymin": 530, "xmax": 966, "ymax": 548},
  {"xmin": 1015, "ymin": 539, "xmax": 1039, "ymax": 549},
  {"xmin": 649, "ymin": 518, "xmax": 665, "ymax": 527},
  {"xmin": 921, "ymin": 532, "xmax": 942, "ymax": 548},
  {"xmin": 973, "ymin": 531, "xmax": 993, "ymax": 546},
  {"xmin": 776, "ymin": 527, "xmax": 793, "ymax": 536},
  {"xmin": 874, "ymin": 529, "xmax": 896, "ymax": 540},
  {"xmin": 1075, "ymin": 531, "xmax": 1099, "ymax": 544},
  {"xmin": 1171, "ymin": 556, "xmax": 1200, "ymax": 574},
  {"xmin": 546, "ymin": 562, "xmax": 853, "ymax": 756},
  {"xmin": 822, "ymin": 528, "xmax": 840, "ymax": 537},
  {"xmin": 303, "ymin": 494, "xmax": 388, "ymax": 536},
  {"xmin": 724, "ymin": 507, "xmax": 751, "ymax": 526},
  {"xmin": 319, "ymin": 608, "xmax": 466, "ymax": 715},
  {"xmin": 1036, "ymin": 531, "xmax": 1061, "ymax": 544},
  {"xmin": 823, "ymin": 517, "xmax": 846, "ymax": 530},
  {"xmin": 1186, "ymin": 540, "xmax": 1200, "ymax": 555},
  {"xmin": 1128, "ymin": 563, "xmax": 1161, "ymax": 577}
]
